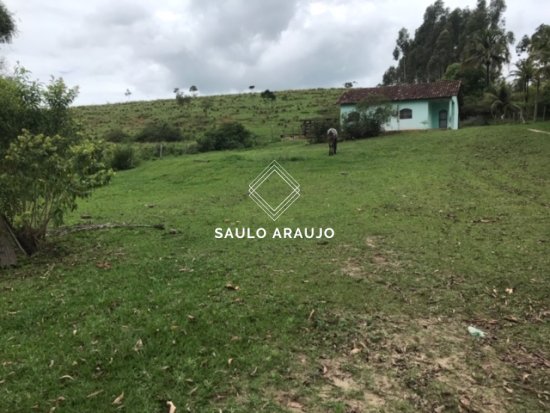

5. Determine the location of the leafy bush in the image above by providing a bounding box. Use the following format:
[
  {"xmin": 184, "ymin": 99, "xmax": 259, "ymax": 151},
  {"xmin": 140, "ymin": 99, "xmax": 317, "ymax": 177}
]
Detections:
[
  {"xmin": 111, "ymin": 145, "xmax": 138, "ymax": 170},
  {"xmin": 104, "ymin": 128, "xmax": 130, "ymax": 143},
  {"xmin": 0, "ymin": 131, "xmax": 111, "ymax": 252},
  {"xmin": 303, "ymin": 118, "xmax": 339, "ymax": 143},
  {"xmin": 185, "ymin": 142, "xmax": 200, "ymax": 154},
  {"xmin": 197, "ymin": 122, "xmax": 255, "ymax": 152},
  {"xmin": 0, "ymin": 67, "xmax": 78, "ymax": 150},
  {"xmin": 132, "ymin": 142, "xmax": 198, "ymax": 160},
  {"xmin": 0, "ymin": 68, "xmax": 112, "ymax": 253},
  {"xmin": 341, "ymin": 105, "xmax": 392, "ymax": 139},
  {"xmin": 134, "ymin": 121, "xmax": 183, "ymax": 142}
]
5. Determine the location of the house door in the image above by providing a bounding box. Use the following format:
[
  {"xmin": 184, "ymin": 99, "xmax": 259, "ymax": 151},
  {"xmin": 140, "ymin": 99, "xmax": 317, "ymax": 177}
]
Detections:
[{"xmin": 439, "ymin": 110, "xmax": 448, "ymax": 128}]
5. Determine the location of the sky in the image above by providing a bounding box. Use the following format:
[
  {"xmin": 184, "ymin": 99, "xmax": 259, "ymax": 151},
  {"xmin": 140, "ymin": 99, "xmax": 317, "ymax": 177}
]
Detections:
[{"xmin": 0, "ymin": 0, "xmax": 545, "ymax": 105}]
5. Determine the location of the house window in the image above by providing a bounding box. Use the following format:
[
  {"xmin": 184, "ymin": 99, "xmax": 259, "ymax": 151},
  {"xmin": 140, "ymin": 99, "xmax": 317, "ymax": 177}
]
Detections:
[{"xmin": 399, "ymin": 108, "xmax": 412, "ymax": 119}]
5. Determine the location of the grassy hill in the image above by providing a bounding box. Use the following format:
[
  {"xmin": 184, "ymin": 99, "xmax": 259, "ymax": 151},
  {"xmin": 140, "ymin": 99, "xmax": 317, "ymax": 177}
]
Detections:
[
  {"xmin": 1, "ymin": 124, "xmax": 549, "ymax": 412},
  {"xmin": 73, "ymin": 88, "xmax": 345, "ymax": 141}
]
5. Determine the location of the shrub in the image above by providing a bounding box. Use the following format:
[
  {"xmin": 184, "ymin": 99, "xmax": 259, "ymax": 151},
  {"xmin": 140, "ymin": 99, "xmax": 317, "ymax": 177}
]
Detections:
[
  {"xmin": 134, "ymin": 121, "xmax": 183, "ymax": 142},
  {"xmin": 185, "ymin": 142, "xmax": 200, "ymax": 154},
  {"xmin": 197, "ymin": 122, "xmax": 255, "ymax": 152},
  {"xmin": 0, "ymin": 130, "xmax": 112, "ymax": 253},
  {"xmin": 341, "ymin": 106, "xmax": 391, "ymax": 139},
  {"xmin": 303, "ymin": 118, "xmax": 339, "ymax": 143},
  {"xmin": 111, "ymin": 145, "xmax": 138, "ymax": 170},
  {"xmin": 134, "ymin": 142, "xmax": 195, "ymax": 160},
  {"xmin": 0, "ymin": 69, "xmax": 111, "ymax": 253},
  {"xmin": 104, "ymin": 128, "xmax": 130, "ymax": 143}
]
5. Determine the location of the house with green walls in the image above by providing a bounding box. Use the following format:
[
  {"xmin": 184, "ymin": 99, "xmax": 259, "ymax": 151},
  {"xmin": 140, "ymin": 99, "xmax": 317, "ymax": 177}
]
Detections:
[{"xmin": 337, "ymin": 80, "xmax": 461, "ymax": 131}]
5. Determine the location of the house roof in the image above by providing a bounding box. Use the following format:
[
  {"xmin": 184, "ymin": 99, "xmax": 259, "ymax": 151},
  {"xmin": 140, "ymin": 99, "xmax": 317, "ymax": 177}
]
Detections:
[{"xmin": 337, "ymin": 80, "xmax": 461, "ymax": 104}]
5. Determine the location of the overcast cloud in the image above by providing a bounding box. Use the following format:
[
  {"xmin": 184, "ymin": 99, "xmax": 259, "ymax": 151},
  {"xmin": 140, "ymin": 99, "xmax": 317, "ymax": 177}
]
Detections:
[{"xmin": 1, "ymin": 0, "xmax": 545, "ymax": 105}]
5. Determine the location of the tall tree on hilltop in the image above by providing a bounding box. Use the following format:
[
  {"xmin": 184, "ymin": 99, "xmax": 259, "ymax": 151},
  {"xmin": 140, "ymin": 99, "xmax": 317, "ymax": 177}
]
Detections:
[
  {"xmin": 392, "ymin": 28, "xmax": 410, "ymax": 81},
  {"xmin": 466, "ymin": 27, "xmax": 514, "ymax": 87},
  {"xmin": 463, "ymin": 0, "xmax": 514, "ymax": 87},
  {"xmin": 428, "ymin": 29, "xmax": 453, "ymax": 79},
  {"xmin": 382, "ymin": 66, "xmax": 399, "ymax": 86},
  {"xmin": 408, "ymin": 0, "xmax": 449, "ymax": 82},
  {"xmin": 382, "ymin": 0, "xmax": 515, "ymax": 95}
]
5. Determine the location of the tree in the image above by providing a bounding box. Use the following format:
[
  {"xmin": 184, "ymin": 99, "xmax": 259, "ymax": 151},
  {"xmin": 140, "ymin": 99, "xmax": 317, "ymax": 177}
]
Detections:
[
  {"xmin": 443, "ymin": 62, "xmax": 485, "ymax": 96},
  {"xmin": 124, "ymin": 88, "xmax": 132, "ymax": 100},
  {"xmin": 393, "ymin": 28, "xmax": 410, "ymax": 81},
  {"xmin": 43, "ymin": 76, "xmax": 79, "ymax": 136},
  {"xmin": 189, "ymin": 85, "xmax": 198, "ymax": 97},
  {"xmin": 511, "ymin": 58, "xmax": 534, "ymax": 104},
  {"xmin": 462, "ymin": 0, "xmax": 514, "ymax": 88},
  {"xmin": 485, "ymin": 82, "xmax": 524, "ymax": 122},
  {"xmin": 260, "ymin": 89, "xmax": 276, "ymax": 102},
  {"xmin": 516, "ymin": 24, "xmax": 550, "ymax": 120},
  {"xmin": 1, "ymin": 67, "xmax": 78, "ymax": 146},
  {"xmin": 382, "ymin": 0, "xmax": 515, "ymax": 94},
  {"xmin": 174, "ymin": 87, "xmax": 192, "ymax": 106},
  {"xmin": 260, "ymin": 89, "xmax": 276, "ymax": 140},
  {"xmin": 1, "ymin": 131, "xmax": 111, "ymax": 252},
  {"xmin": 0, "ymin": 72, "xmax": 111, "ymax": 253},
  {"xmin": 382, "ymin": 66, "xmax": 399, "ymax": 86},
  {"xmin": 529, "ymin": 24, "xmax": 550, "ymax": 120},
  {"xmin": 466, "ymin": 26, "xmax": 514, "ymax": 87},
  {"xmin": 0, "ymin": 1, "xmax": 16, "ymax": 44},
  {"xmin": 429, "ymin": 29, "xmax": 453, "ymax": 78},
  {"xmin": 344, "ymin": 81, "xmax": 356, "ymax": 88},
  {"xmin": 197, "ymin": 122, "xmax": 255, "ymax": 152}
]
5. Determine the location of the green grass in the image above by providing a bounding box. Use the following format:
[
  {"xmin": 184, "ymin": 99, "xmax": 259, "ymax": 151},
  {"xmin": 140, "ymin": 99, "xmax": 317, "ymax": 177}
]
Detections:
[
  {"xmin": 1, "ymin": 123, "xmax": 549, "ymax": 412},
  {"xmin": 72, "ymin": 88, "xmax": 344, "ymax": 142}
]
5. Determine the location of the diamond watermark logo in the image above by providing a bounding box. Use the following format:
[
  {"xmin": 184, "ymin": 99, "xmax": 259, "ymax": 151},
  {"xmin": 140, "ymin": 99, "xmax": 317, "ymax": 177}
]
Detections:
[{"xmin": 249, "ymin": 160, "xmax": 300, "ymax": 221}]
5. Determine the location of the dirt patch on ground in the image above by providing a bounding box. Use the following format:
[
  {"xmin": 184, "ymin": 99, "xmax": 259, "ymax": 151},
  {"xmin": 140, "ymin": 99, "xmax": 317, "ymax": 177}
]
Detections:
[
  {"xmin": 275, "ymin": 392, "xmax": 305, "ymax": 412},
  {"xmin": 270, "ymin": 316, "xmax": 548, "ymax": 412},
  {"xmin": 340, "ymin": 235, "xmax": 401, "ymax": 278},
  {"xmin": 341, "ymin": 258, "xmax": 364, "ymax": 278},
  {"xmin": 364, "ymin": 236, "xmax": 382, "ymax": 249}
]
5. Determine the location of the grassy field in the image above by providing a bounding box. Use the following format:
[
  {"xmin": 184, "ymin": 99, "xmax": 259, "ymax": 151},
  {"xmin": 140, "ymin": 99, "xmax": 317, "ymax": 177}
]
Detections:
[
  {"xmin": 1, "ymin": 123, "xmax": 549, "ymax": 412},
  {"xmin": 72, "ymin": 88, "xmax": 344, "ymax": 142}
]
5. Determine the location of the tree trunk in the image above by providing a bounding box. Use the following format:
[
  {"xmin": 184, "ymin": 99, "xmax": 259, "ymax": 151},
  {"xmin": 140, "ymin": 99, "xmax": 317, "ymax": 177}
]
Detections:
[
  {"xmin": 0, "ymin": 216, "xmax": 17, "ymax": 267},
  {"xmin": 15, "ymin": 227, "xmax": 39, "ymax": 255},
  {"xmin": 533, "ymin": 78, "xmax": 540, "ymax": 122}
]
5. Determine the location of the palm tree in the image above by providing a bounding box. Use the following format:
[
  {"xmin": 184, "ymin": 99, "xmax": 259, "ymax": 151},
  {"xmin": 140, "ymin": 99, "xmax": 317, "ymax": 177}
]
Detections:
[
  {"xmin": 486, "ymin": 83, "xmax": 525, "ymax": 123},
  {"xmin": 511, "ymin": 58, "xmax": 535, "ymax": 104},
  {"xmin": 528, "ymin": 24, "xmax": 550, "ymax": 121},
  {"xmin": 466, "ymin": 27, "xmax": 514, "ymax": 87}
]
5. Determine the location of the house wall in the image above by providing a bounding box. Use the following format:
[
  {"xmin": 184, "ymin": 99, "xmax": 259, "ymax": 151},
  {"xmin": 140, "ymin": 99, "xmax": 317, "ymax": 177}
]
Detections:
[
  {"xmin": 340, "ymin": 97, "xmax": 459, "ymax": 131},
  {"xmin": 387, "ymin": 100, "xmax": 430, "ymax": 131},
  {"xmin": 429, "ymin": 100, "xmax": 449, "ymax": 128}
]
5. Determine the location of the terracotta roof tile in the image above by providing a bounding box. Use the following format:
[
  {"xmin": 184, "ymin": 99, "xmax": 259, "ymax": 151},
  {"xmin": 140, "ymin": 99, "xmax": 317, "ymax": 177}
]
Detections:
[{"xmin": 337, "ymin": 80, "xmax": 461, "ymax": 104}]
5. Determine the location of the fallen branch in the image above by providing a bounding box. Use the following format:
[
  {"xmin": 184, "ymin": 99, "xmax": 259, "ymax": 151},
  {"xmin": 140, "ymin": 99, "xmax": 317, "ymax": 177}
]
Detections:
[{"xmin": 49, "ymin": 222, "xmax": 166, "ymax": 237}]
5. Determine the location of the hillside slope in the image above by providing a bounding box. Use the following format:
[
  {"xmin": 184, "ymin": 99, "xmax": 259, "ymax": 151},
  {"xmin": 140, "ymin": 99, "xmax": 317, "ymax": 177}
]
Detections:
[
  {"xmin": 1, "ymin": 125, "xmax": 549, "ymax": 412},
  {"xmin": 73, "ymin": 88, "xmax": 345, "ymax": 141}
]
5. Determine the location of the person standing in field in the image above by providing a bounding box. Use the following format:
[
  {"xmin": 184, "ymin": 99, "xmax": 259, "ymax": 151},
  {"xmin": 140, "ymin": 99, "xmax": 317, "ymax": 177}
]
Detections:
[{"xmin": 327, "ymin": 128, "xmax": 338, "ymax": 156}]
